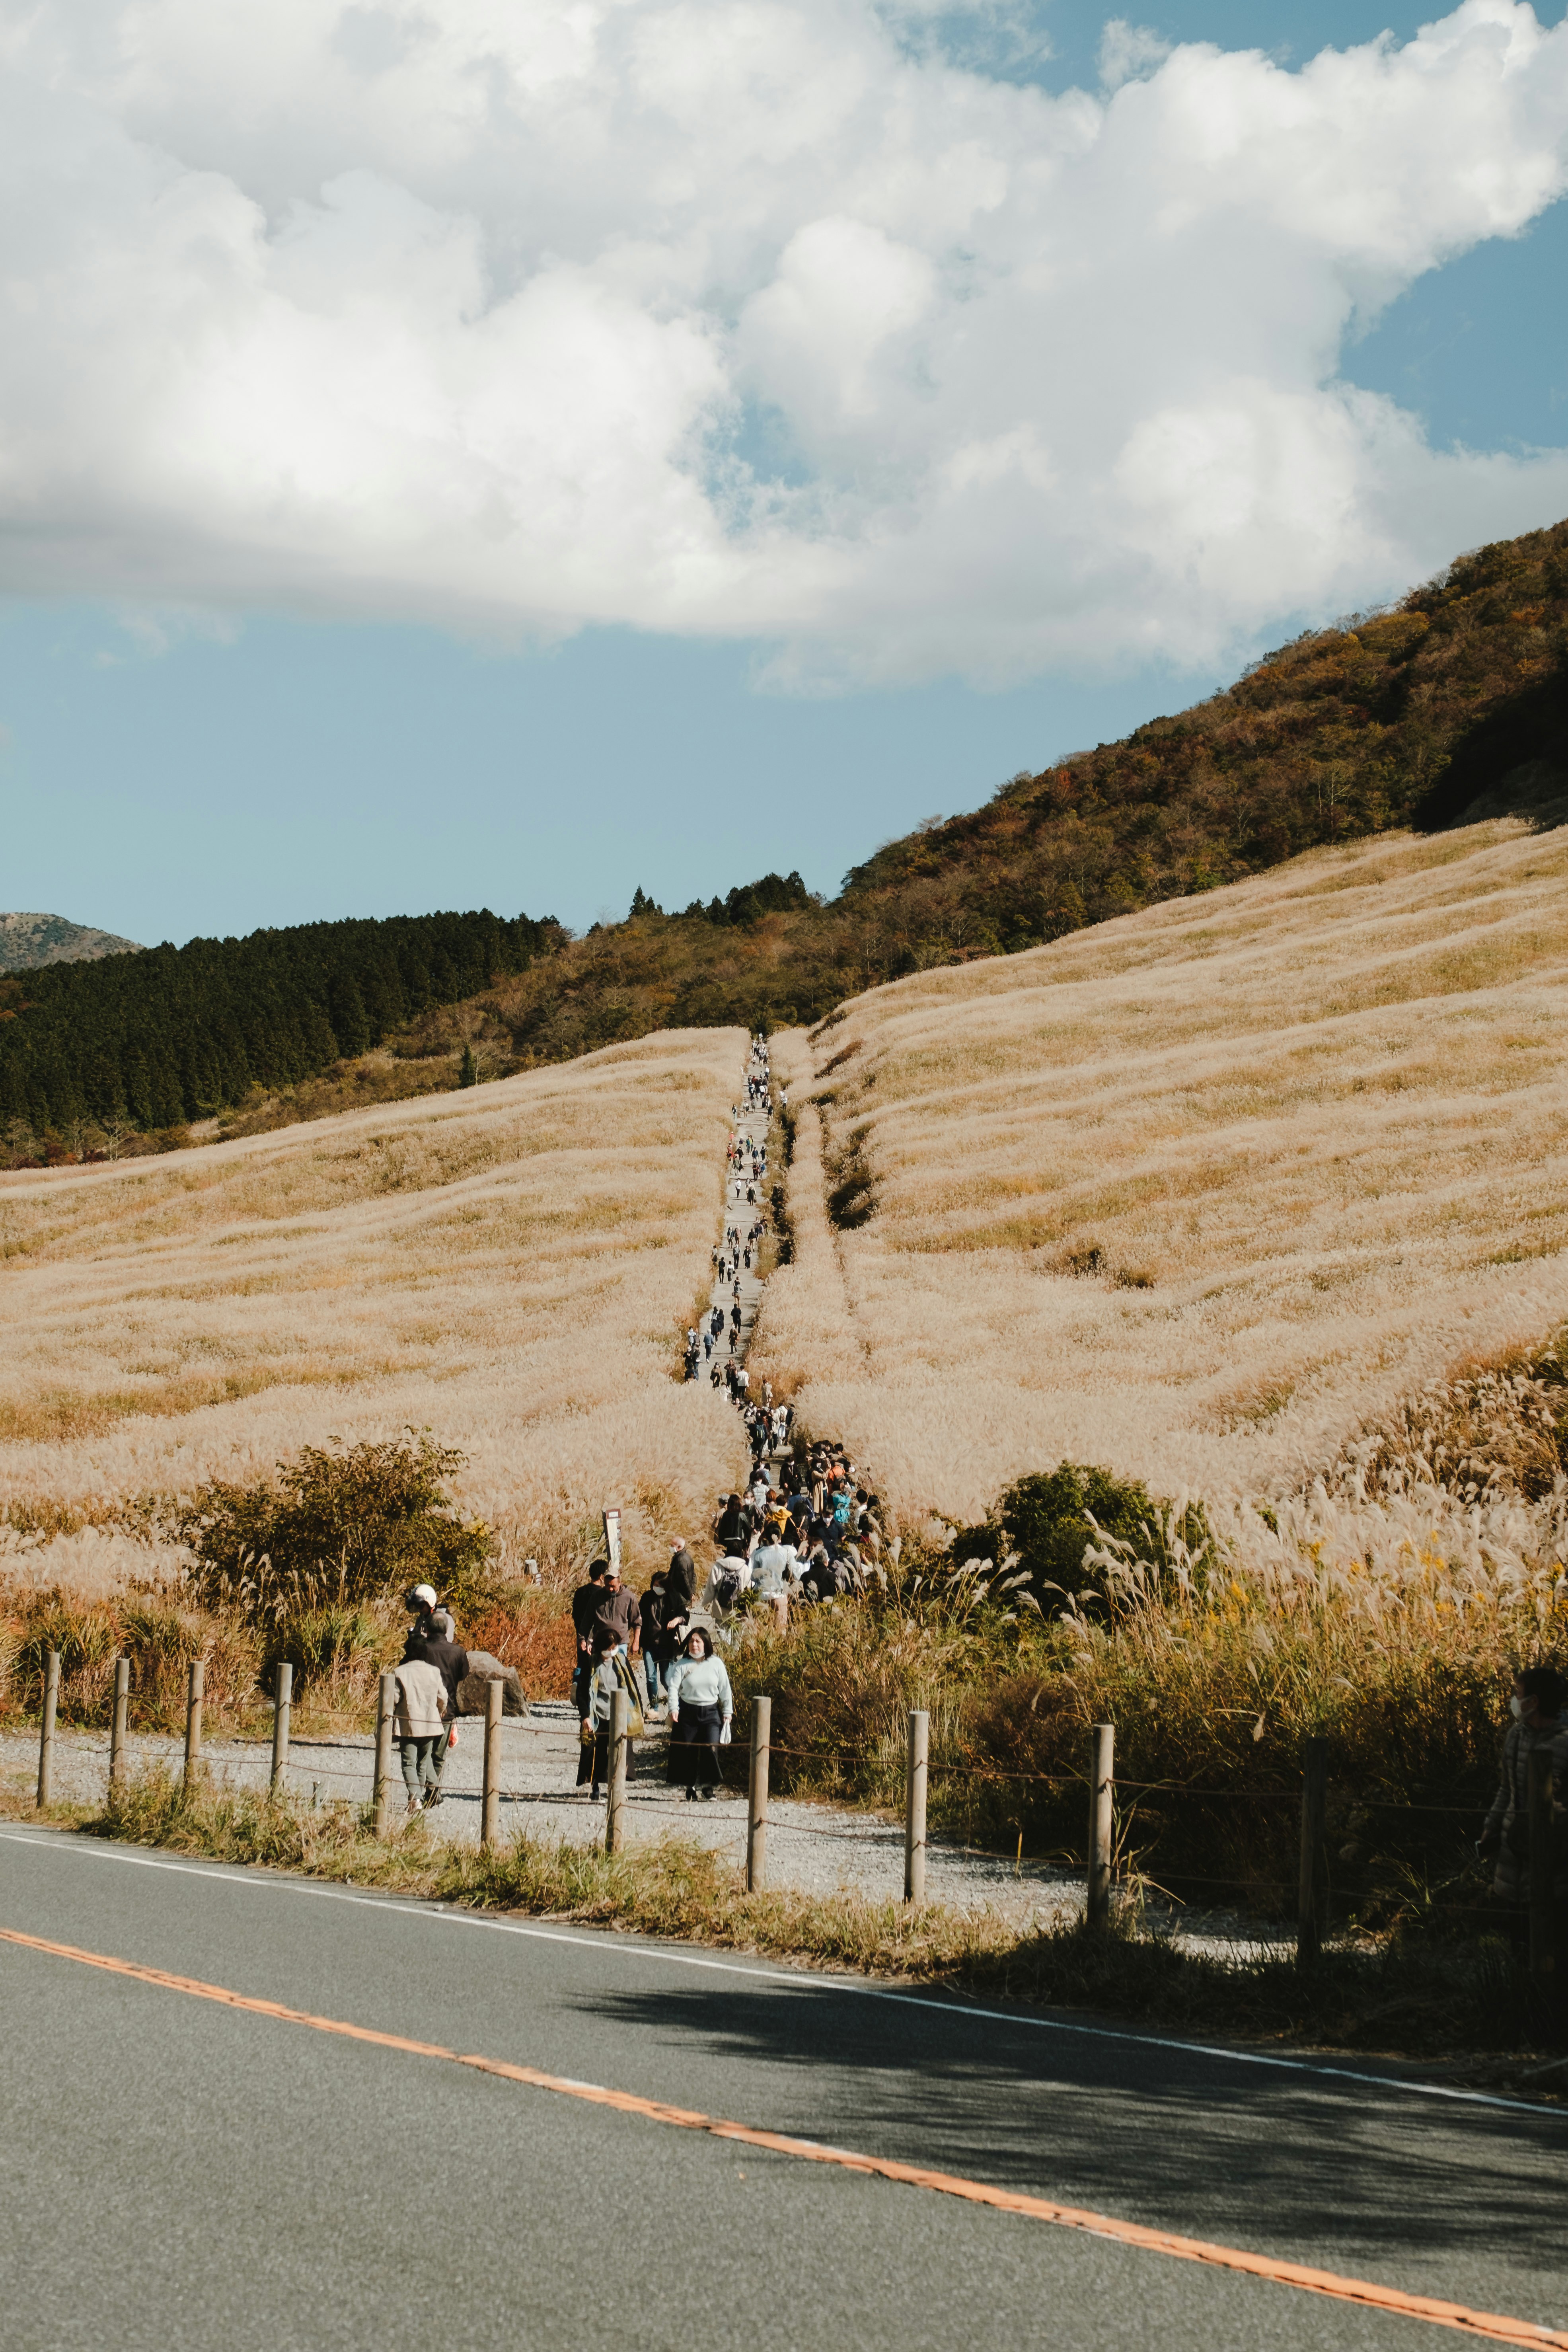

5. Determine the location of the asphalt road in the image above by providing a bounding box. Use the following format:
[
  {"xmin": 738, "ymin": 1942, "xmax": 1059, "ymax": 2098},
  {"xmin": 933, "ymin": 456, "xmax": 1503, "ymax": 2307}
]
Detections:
[{"xmin": 2, "ymin": 1826, "xmax": 1564, "ymax": 2352}]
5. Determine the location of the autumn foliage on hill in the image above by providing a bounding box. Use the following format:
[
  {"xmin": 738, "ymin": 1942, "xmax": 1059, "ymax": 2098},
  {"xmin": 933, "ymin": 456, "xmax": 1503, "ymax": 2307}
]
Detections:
[
  {"xmin": 2, "ymin": 518, "xmax": 1564, "ymax": 1152},
  {"xmin": 504, "ymin": 515, "xmax": 1567, "ymax": 1037},
  {"xmin": 840, "ymin": 516, "xmax": 1568, "ymax": 959}
]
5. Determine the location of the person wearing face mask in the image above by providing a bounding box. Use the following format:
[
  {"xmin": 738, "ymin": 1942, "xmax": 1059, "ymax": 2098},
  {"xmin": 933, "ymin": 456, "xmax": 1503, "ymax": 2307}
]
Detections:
[{"xmin": 1476, "ymin": 1665, "xmax": 1568, "ymax": 1925}]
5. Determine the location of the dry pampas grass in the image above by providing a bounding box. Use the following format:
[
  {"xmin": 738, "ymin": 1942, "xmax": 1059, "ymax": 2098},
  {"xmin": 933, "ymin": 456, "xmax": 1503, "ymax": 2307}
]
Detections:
[
  {"xmin": 749, "ymin": 818, "xmax": 1568, "ymax": 1569},
  {"xmin": 0, "ymin": 1029, "xmax": 751, "ymax": 1594}
]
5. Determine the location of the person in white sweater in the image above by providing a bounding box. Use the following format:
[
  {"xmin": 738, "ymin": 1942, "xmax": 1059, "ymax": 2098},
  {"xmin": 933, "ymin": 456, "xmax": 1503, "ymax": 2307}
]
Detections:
[
  {"xmin": 664, "ymin": 1629, "xmax": 733, "ymax": 1800},
  {"xmin": 748, "ymin": 1534, "xmax": 800, "ymax": 1633}
]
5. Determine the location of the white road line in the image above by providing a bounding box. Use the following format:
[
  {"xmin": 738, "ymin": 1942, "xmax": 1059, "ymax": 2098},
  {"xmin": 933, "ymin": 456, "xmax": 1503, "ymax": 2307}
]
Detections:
[{"xmin": 2, "ymin": 1826, "xmax": 1559, "ymax": 2124}]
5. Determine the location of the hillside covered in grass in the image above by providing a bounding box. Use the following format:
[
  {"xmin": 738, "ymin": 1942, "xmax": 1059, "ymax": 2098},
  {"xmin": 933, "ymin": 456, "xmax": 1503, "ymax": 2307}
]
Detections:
[
  {"xmin": 3, "ymin": 516, "xmax": 1564, "ymax": 1159},
  {"xmin": 754, "ymin": 815, "xmax": 1568, "ymax": 1528},
  {"xmin": 0, "ymin": 1028, "xmax": 746, "ymax": 1603}
]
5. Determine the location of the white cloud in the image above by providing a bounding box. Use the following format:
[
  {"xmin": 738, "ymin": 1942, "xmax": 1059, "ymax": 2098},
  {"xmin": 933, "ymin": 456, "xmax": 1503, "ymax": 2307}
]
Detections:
[
  {"xmin": 1098, "ymin": 19, "xmax": 1173, "ymax": 92},
  {"xmin": 0, "ymin": 0, "xmax": 1566, "ymax": 684}
]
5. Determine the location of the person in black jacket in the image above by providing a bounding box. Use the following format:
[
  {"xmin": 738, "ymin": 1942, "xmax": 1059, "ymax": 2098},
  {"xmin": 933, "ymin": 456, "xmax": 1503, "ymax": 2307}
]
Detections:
[
  {"xmin": 641, "ymin": 1569, "xmax": 670, "ymax": 1708},
  {"xmin": 714, "ymin": 1494, "xmax": 750, "ymax": 1551},
  {"xmin": 401, "ymin": 1627, "xmax": 470, "ymax": 1806},
  {"xmin": 571, "ymin": 1559, "xmax": 610, "ymax": 1721}
]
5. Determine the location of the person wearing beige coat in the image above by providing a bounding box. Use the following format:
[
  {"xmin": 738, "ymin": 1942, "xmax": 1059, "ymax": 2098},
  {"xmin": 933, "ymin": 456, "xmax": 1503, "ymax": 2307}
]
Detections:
[{"xmin": 394, "ymin": 1657, "xmax": 448, "ymax": 1813}]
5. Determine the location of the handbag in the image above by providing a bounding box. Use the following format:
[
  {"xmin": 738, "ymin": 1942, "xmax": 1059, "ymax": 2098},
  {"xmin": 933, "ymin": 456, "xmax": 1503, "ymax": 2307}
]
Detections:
[{"xmin": 613, "ymin": 1652, "xmax": 645, "ymax": 1740}]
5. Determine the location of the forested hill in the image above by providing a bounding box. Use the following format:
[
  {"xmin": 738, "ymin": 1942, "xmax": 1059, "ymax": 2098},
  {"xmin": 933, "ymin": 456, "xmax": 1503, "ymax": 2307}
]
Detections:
[
  {"xmin": 0, "ymin": 913, "xmax": 143, "ymax": 972},
  {"xmin": 2, "ymin": 516, "xmax": 1564, "ymax": 1157},
  {"xmin": 0, "ymin": 910, "xmax": 561, "ymax": 1143},
  {"xmin": 467, "ymin": 514, "xmax": 1568, "ymax": 1050}
]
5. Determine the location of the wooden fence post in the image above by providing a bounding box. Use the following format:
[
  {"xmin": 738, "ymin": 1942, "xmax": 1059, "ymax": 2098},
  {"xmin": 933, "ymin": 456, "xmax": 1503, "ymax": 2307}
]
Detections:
[
  {"xmin": 1087, "ymin": 1723, "xmax": 1115, "ymax": 1931},
  {"xmin": 481, "ymin": 1677, "xmax": 503, "ymax": 1851},
  {"xmin": 747, "ymin": 1697, "xmax": 771, "ymax": 1893},
  {"xmin": 270, "ymin": 1662, "xmax": 292, "ymax": 1795},
  {"xmin": 36, "ymin": 1650, "xmax": 60, "ymax": 1809},
  {"xmin": 183, "ymin": 1659, "xmax": 205, "ymax": 1786},
  {"xmin": 372, "ymin": 1672, "xmax": 396, "ymax": 1836},
  {"xmin": 109, "ymin": 1657, "xmax": 130, "ymax": 1789},
  {"xmin": 1528, "ymin": 1745, "xmax": 1556, "ymax": 1993},
  {"xmin": 904, "ymin": 1709, "xmax": 929, "ymax": 1904},
  {"xmin": 606, "ymin": 1689, "xmax": 628, "ymax": 1855},
  {"xmin": 1297, "ymin": 1736, "xmax": 1329, "ymax": 1968}
]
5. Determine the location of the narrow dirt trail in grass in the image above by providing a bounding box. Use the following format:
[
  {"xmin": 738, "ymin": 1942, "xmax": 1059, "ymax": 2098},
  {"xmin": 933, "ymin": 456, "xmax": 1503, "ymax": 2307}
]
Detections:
[{"xmin": 697, "ymin": 1035, "xmax": 774, "ymax": 1397}]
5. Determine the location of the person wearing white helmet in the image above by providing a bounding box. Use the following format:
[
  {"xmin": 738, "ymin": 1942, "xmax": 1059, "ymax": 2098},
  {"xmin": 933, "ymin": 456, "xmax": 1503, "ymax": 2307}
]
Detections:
[{"xmin": 408, "ymin": 1582, "xmax": 456, "ymax": 1645}]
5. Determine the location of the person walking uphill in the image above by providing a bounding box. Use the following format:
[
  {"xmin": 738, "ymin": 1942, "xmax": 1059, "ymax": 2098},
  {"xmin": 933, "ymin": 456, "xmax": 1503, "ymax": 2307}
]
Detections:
[
  {"xmin": 393, "ymin": 1652, "xmax": 449, "ymax": 1814},
  {"xmin": 665, "ymin": 1628, "xmax": 733, "ymax": 1799},
  {"xmin": 401, "ymin": 1623, "xmax": 469, "ymax": 1807}
]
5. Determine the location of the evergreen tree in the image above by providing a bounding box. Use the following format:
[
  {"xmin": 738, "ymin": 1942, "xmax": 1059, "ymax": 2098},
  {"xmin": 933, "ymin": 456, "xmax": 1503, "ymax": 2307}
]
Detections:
[{"xmin": 458, "ymin": 1043, "xmax": 478, "ymax": 1087}]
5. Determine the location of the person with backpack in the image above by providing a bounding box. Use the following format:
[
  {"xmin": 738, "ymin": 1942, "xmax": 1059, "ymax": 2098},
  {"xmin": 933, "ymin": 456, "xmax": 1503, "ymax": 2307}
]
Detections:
[
  {"xmin": 576, "ymin": 1630, "xmax": 642, "ymax": 1800},
  {"xmin": 665, "ymin": 1627, "xmax": 733, "ymax": 1799},
  {"xmin": 402, "ymin": 1622, "xmax": 470, "ymax": 1808},
  {"xmin": 701, "ymin": 1547, "xmax": 749, "ymax": 1619}
]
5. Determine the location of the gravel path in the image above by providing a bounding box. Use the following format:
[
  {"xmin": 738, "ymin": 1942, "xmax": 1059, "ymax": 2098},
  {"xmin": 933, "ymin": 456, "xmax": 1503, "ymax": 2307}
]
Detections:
[
  {"xmin": 0, "ymin": 1703, "xmax": 1295, "ymax": 1958},
  {"xmin": 0, "ymin": 1703, "xmax": 1077, "ymax": 1920}
]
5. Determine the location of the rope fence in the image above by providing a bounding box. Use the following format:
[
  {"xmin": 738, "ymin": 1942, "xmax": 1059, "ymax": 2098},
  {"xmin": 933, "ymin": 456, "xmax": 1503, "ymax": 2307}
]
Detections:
[{"xmin": 25, "ymin": 1655, "xmax": 1561, "ymax": 1975}]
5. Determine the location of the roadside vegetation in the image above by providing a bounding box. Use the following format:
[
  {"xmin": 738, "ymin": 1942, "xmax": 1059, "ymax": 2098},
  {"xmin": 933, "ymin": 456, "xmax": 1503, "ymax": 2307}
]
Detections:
[
  {"xmin": 728, "ymin": 1444, "xmax": 1565, "ymax": 1938},
  {"xmin": 4, "ymin": 1767, "xmax": 1560, "ymax": 2076},
  {"xmin": 0, "ymin": 1432, "xmax": 577, "ymax": 1738}
]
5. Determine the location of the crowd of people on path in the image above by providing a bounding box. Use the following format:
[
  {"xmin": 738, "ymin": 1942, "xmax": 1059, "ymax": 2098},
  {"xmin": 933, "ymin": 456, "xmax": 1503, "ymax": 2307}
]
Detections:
[
  {"xmin": 566, "ymin": 1434, "xmax": 886, "ymax": 1799},
  {"xmin": 386, "ymin": 1040, "xmax": 889, "ymax": 1821},
  {"xmin": 684, "ymin": 1033, "xmax": 774, "ymax": 1390}
]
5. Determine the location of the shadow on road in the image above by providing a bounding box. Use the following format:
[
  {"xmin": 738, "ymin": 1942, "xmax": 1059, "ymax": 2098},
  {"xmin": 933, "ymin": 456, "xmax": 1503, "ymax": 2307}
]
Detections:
[{"xmin": 569, "ymin": 1978, "xmax": 1568, "ymax": 2288}]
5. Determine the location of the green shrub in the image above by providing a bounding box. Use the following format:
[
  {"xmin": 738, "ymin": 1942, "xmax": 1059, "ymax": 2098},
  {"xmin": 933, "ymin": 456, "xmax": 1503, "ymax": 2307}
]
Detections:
[
  {"xmin": 172, "ymin": 1430, "xmax": 493, "ymax": 1629},
  {"xmin": 951, "ymin": 1462, "xmax": 1212, "ymax": 1618}
]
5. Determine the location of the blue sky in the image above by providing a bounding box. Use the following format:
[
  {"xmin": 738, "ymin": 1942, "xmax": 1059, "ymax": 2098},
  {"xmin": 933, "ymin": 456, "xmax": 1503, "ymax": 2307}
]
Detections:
[{"xmin": 2, "ymin": 0, "xmax": 1566, "ymax": 944}]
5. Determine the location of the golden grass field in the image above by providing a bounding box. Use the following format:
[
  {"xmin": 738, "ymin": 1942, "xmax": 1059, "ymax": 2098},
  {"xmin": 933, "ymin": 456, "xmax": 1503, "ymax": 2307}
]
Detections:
[
  {"xmin": 754, "ymin": 818, "xmax": 1568, "ymax": 1565},
  {"xmin": 0, "ymin": 1028, "xmax": 750, "ymax": 1594}
]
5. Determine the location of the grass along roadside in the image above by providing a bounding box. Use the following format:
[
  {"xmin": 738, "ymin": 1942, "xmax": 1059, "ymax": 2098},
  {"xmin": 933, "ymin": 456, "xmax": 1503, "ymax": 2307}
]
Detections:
[{"xmin": 5, "ymin": 1768, "xmax": 1564, "ymax": 2088}]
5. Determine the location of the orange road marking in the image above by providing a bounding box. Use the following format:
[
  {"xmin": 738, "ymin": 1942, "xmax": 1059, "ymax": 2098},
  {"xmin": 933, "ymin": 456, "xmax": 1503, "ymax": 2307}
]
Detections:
[{"xmin": 4, "ymin": 1921, "xmax": 1564, "ymax": 2347}]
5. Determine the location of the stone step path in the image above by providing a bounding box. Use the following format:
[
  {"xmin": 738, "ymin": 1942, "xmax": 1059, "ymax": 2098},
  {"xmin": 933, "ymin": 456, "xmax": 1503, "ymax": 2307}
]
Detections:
[{"xmin": 695, "ymin": 1039, "xmax": 772, "ymax": 1392}]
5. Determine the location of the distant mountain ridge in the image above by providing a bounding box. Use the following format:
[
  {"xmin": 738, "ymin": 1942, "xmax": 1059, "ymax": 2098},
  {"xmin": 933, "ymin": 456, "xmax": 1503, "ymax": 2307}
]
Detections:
[{"xmin": 0, "ymin": 912, "xmax": 143, "ymax": 973}]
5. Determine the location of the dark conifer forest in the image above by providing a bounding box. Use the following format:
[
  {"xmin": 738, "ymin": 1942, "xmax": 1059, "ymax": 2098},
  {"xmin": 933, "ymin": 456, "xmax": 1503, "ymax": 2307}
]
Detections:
[{"xmin": 0, "ymin": 910, "xmax": 561, "ymax": 1139}]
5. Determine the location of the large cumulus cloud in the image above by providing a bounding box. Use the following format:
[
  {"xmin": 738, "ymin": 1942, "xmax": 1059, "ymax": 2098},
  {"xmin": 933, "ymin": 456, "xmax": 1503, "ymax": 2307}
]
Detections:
[{"xmin": 2, "ymin": 0, "xmax": 1567, "ymax": 681}]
